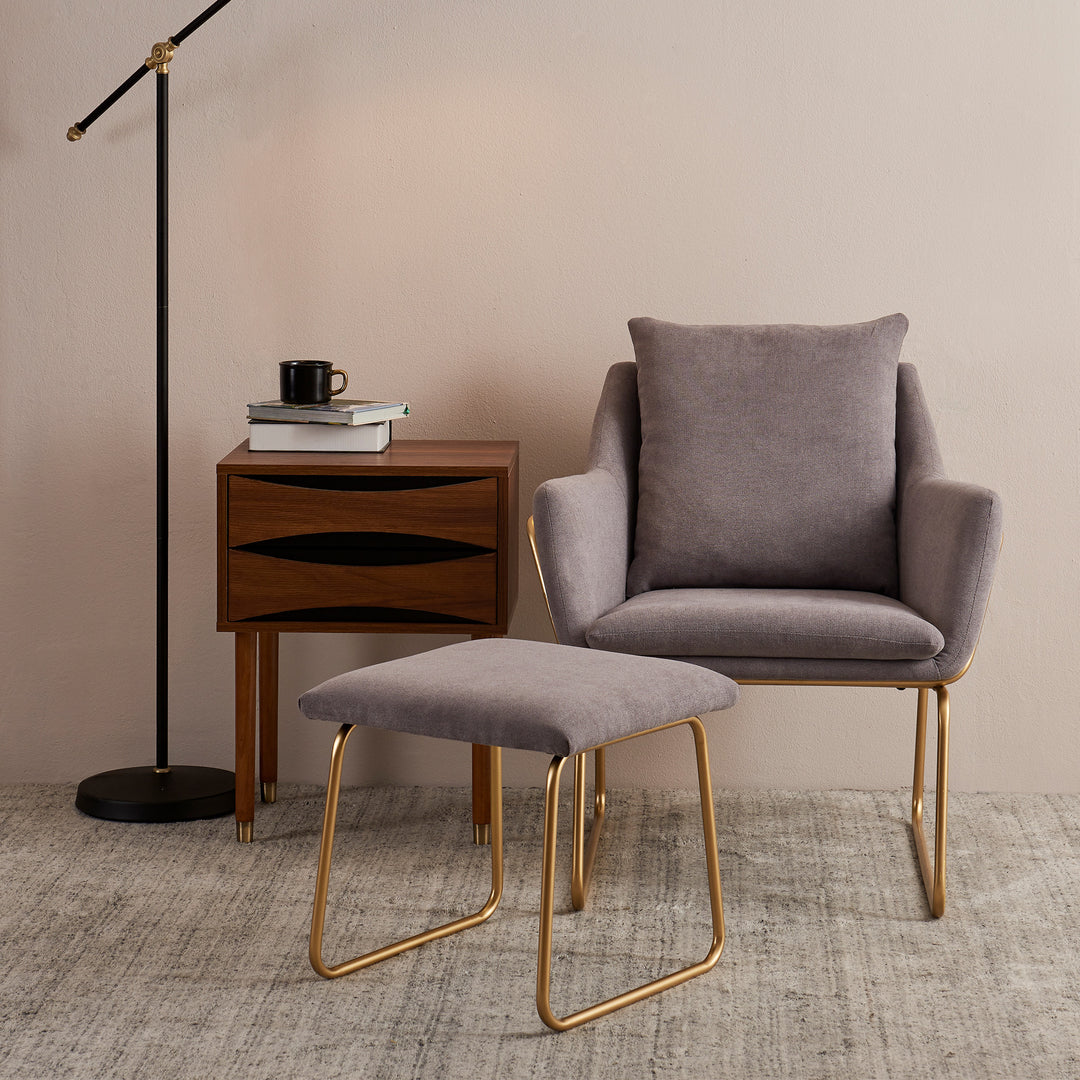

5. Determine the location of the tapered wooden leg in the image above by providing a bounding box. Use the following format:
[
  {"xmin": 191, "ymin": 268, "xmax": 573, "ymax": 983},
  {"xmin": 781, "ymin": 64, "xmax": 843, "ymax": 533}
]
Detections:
[
  {"xmin": 472, "ymin": 744, "xmax": 492, "ymax": 845},
  {"xmin": 235, "ymin": 632, "xmax": 257, "ymax": 842},
  {"xmin": 470, "ymin": 633, "xmax": 496, "ymax": 845},
  {"xmin": 258, "ymin": 632, "xmax": 279, "ymax": 804}
]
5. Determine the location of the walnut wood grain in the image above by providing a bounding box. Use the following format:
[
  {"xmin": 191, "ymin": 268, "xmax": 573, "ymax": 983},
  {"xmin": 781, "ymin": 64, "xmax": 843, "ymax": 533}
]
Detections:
[
  {"xmin": 216, "ymin": 439, "xmax": 518, "ymax": 475},
  {"xmin": 235, "ymin": 633, "xmax": 257, "ymax": 833},
  {"xmin": 227, "ymin": 476, "xmax": 498, "ymax": 548},
  {"xmin": 227, "ymin": 551, "xmax": 498, "ymax": 624},
  {"xmin": 258, "ymin": 633, "xmax": 278, "ymax": 799},
  {"xmin": 217, "ymin": 439, "xmax": 519, "ymax": 840}
]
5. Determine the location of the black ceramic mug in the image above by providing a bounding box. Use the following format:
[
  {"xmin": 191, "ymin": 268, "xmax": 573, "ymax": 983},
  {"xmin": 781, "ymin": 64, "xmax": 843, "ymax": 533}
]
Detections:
[{"xmin": 279, "ymin": 359, "xmax": 348, "ymax": 405}]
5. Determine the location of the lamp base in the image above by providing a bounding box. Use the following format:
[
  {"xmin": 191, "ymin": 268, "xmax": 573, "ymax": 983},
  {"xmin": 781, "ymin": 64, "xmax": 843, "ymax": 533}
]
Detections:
[{"xmin": 75, "ymin": 765, "xmax": 235, "ymax": 823}]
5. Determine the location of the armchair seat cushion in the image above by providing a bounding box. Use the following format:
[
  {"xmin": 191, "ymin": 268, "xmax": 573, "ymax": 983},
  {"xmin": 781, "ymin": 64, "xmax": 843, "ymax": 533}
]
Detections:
[{"xmin": 585, "ymin": 588, "xmax": 945, "ymax": 661}]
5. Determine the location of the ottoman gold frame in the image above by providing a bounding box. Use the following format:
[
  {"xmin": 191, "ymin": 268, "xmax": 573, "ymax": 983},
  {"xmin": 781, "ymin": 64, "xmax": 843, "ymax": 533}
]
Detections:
[{"xmin": 309, "ymin": 714, "xmax": 725, "ymax": 1032}]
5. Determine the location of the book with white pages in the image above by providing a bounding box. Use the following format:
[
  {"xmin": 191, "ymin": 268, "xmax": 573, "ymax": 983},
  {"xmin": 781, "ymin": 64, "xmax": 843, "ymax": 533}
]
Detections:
[{"xmin": 247, "ymin": 419, "xmax": 391, "ymax": 452}]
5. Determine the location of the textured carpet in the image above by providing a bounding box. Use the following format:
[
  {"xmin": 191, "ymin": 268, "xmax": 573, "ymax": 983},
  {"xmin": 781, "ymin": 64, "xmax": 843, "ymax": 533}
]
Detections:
[{"xmin": 0, "ymin": 783, "xmax": 1078, "ymax": 1079}]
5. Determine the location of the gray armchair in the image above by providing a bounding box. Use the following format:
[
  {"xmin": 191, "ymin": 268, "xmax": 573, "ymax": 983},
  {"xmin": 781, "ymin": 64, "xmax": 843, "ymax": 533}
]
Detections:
[{"xmin": 530, "ymin": 314, "xmax": 1003, "ymax": 918}]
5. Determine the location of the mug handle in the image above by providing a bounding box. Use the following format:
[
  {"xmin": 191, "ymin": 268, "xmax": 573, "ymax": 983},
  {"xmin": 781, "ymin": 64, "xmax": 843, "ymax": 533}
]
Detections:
[{"xmin": 329, "ymin": 369, "xmax": 348, "ymax": 397}]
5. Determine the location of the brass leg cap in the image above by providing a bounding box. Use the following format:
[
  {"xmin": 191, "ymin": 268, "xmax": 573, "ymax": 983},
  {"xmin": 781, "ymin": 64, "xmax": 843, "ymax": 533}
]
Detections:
[
  {"xmin": 237, "ymin": 821, "xmax": 253, "ymax": 843},
  {"xmin": 473, "ymin": 823, "xmax": 492, "ymax": 846},
  {"xmin": 261, "ymin": 781, "xmax": 277, "ymax": 804}
]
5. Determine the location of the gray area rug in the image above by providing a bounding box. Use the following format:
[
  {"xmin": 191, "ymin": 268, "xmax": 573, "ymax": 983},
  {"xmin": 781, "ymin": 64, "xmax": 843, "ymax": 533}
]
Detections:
[{"xmin": 0, "ymin": 783, "xmax": 1077, "ymax": 1079}]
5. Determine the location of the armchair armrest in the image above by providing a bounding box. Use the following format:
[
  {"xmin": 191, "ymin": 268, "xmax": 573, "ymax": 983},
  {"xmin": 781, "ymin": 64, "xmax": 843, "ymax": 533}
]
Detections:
[
  {"xmin": 532, "ymin": 468, "xmax": 634, "ymax": 647},
  {"xmin": 898, "ymin": 477, "xmax": 1003, "ymax": 681},
  {"xmin": 531, "ymin": 362, "xmax": 640, "ymax": 647}
]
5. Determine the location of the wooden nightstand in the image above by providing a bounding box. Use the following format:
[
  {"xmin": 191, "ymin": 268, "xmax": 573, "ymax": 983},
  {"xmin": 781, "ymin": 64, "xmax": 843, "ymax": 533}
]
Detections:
[{"xmin": 217, "ymin": 439, "xmax": 519, "ymax": 841}]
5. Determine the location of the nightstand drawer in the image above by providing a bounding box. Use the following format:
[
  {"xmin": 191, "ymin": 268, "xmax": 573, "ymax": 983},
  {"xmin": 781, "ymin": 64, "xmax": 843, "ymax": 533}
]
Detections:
[
  {"xmin": 227, "ymin": 475, "xmax": 499, "ymax": 548},
  {"xmin": 226, "ymin": 550, "xmax": 498, "ymax": 624}
]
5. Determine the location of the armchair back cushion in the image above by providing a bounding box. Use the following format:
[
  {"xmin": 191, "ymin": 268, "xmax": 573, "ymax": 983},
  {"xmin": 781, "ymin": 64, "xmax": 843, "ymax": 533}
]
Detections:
[{"xmin": 627, "ymin": 314, "xmax": 909, "ymax": 598}]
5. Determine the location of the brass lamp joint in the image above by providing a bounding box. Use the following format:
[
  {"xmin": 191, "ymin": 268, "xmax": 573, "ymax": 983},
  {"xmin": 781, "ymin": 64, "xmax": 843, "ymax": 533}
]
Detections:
[{"xmin": 146, "ymin": 39, "xmax": 177, "ymax": 73}]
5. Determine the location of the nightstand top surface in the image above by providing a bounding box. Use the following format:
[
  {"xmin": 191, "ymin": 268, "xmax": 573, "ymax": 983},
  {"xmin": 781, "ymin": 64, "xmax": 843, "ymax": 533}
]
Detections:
[{"xmin": 217, "ymin": 438, "xmax": 518, "ymax": 475}]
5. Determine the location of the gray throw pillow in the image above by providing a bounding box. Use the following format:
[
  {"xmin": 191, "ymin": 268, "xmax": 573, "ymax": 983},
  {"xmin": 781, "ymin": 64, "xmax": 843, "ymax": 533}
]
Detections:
[{"xmin": 627, "ymin": 314, "xmax": 908, "ymax": 597}]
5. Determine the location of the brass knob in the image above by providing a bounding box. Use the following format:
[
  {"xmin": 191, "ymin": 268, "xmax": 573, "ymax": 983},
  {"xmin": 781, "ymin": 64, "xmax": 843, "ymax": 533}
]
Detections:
[{"xmin": 146, "ymin": 39, "xmax": 177, "ymax": 72}]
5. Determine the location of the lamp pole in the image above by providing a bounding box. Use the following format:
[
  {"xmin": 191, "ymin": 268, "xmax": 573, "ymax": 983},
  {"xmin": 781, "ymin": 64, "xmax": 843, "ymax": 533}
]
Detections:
[{"xmin": 70, "ymin": 1, "xmax": 238, "ymax": 823}]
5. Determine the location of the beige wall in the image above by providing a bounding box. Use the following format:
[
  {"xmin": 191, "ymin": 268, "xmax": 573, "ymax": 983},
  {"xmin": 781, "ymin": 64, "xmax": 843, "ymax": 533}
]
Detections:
[{"xmin": 2, "ymin": 1, "xmax": 1077, "ymax": 793}]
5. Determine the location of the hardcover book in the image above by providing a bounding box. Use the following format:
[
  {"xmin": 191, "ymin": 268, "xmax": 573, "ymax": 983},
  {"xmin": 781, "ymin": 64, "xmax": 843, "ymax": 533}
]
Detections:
[{"xmin": 247, "ymin": 399, "xmax": 410, "ymax": 426}]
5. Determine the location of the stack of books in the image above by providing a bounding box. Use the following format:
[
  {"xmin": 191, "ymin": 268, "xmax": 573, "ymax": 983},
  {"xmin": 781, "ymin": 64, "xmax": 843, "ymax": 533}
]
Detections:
[{"xmin": 246, "ymin": 398, "xmax": 410, "ymax": 452}]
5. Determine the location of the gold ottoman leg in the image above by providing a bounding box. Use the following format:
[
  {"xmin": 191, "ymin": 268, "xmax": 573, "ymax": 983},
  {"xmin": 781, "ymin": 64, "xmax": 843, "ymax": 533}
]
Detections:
[
  {"xmin": 309, "ymin": 726, "xmax": 504, "ymax": 979},
  {"xmin": 537, "ymin": 715, "xmax": 725, "ymax": 1031}
]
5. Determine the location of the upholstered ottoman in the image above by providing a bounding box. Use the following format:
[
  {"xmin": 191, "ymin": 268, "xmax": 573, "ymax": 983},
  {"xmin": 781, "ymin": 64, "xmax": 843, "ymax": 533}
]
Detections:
[{"xmin": 299, "ymin": 637, "xmax": 738, "ymax": 1031}]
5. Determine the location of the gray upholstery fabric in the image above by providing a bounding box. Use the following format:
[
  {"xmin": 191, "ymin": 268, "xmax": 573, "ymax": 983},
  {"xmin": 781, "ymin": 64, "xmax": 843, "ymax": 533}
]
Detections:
[
  {"xmin": 585, "ymin": 588, "xmax": 944, "ymax": 661},
  {"xmin": 532, "ymin": 363, "xmax": 640, "ymax": 648},
  {"xmin": 650, "ymin": 654, "xmax": 954, "ymax": 684},
  {"xmin": 893, "ymin": 363, "xmax": 1004, "ymax": 680},
  {"xmin": 627, "ymin": 315, "xmax": 909, "ymax": 597},
  {"xmin": 895, "ymin": 363, "xmax": 945, "ymax": 499},
  {"xmin": 896, "ymin": 478, "xmax": 1002, "ymax": 680},
  {"xmin": 530, "ymin": 343, "xmax": 1002, "ymax": 687},
  {"xmin": 298, "ymin": 638, "xmax": 738, "ymax": 758}
]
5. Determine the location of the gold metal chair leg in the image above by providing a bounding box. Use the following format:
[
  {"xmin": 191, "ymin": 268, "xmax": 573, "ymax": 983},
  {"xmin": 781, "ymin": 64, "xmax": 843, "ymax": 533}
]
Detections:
[
  {"xmin": 911, "ymin": 685, "xmax": 949, "ymax": 918},
  {"xmin": 571, "ymin": 747, "xmax": 607, "ymax": 911},
  {"xmin": 310, "ymin": 726, "xmax": 504, "ymax": 979},
  {"xmin": 537, "ymin": 716, "xmax": 725, "ymax": 1031}
]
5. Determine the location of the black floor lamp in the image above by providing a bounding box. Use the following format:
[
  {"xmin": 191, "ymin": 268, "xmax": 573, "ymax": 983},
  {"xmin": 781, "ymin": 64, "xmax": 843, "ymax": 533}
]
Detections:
[{"xmin": 69, "ymin": 0, "xmax": 238, "ymax": 823}]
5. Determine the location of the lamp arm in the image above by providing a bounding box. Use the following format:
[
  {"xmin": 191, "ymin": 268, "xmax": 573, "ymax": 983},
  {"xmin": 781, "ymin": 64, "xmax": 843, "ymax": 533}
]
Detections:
[{"xmin": 67, "ymin": 0, "xmax": 235, "ymax": 141}]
